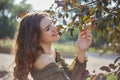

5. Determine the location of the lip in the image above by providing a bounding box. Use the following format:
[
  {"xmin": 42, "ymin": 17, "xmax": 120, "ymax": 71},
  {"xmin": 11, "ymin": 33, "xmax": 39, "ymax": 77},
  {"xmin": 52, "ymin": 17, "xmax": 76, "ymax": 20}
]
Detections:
[{"xmin": 52, "ymin": 32, "xmax": 59, "ymax": 36}]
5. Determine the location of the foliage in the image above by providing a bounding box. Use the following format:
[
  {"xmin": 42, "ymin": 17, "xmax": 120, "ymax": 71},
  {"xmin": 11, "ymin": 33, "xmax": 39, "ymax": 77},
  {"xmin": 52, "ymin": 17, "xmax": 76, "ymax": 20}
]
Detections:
[
  {"xmin": 44, "ymin": 0, "xmax": 120, "ymax": 56},
  {"xmin": 85, "ymin": 56, "xmax": 120, "ymax": 80},
  {"xmin": 0, "ymin": 0, "xmax": 32, "ymax": 39},
  {"xmin": 0, "ymin": 39, "xmax": 14, "ymax": 48}
]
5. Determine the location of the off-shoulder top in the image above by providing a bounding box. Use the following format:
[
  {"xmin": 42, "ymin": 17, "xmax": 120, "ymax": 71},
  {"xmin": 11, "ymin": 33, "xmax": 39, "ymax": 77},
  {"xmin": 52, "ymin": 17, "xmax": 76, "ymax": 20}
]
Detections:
[{"xmin": 31, "ymin": 50, "xmax": 87, "ymax": 80}]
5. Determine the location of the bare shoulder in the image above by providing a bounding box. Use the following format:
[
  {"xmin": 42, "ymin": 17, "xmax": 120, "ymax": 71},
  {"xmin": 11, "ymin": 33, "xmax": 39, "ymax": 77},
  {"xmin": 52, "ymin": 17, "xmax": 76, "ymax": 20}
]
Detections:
[{"xmin": 33, "ymin": 54, "xmax": 55, "ymax": 70}]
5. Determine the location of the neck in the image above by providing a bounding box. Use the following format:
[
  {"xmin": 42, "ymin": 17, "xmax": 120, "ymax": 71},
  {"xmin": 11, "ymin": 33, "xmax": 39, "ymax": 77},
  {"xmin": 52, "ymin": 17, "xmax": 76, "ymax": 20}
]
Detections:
[{"xmin": 40, "ymin": 43, "xmax": 53, "ymax": 55}]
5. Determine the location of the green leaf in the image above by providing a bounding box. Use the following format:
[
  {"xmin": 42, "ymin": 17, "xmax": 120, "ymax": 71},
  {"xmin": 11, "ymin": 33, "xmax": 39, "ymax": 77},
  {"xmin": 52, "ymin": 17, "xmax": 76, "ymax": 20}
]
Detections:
[
  {"xmin": 83, "ymin": 15, "xmax": 90, "ymax": 23},
  {"xmin": 69, "ymin": 28, "xmax": 74, "ymax": 37},
  {"xmin": 89, "ymin": 7, "xmax": 97, "ymax": 15},
  {"xmin": 106, "ymin": 26, "xmax": 111, "ymax": 31},
  {"xmin": 65, "ymin": 0, "xmax": 69, "ymax": 4},
  {"xmin": 17, "ymin": 10, "xmax": 28, "ymax": 19},
  {"xmin": 72, "ymin": 0, "xmax": 77, "ymax": 7},
  {"xmin": 68, "ymin": 21, "xmax": 74, "ymax": 27},
  {"xmin": 56, "ymin": 25, "xmax": 64, "ymax": 31}
]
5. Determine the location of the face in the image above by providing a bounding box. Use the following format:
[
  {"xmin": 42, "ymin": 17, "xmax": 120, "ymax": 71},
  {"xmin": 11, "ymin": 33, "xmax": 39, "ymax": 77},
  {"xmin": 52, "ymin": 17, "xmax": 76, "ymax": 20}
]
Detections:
[{"xmin": 40, "ymin": 17, "xmax": 60, "ymax": 43}]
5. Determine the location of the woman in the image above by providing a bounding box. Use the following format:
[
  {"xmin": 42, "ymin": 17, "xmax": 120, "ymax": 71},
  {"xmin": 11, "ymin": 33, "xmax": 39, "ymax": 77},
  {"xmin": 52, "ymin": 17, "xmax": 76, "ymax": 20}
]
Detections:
[{"xmin": 13, "ymin": 11, "xmax": 92, "ymax": 80}]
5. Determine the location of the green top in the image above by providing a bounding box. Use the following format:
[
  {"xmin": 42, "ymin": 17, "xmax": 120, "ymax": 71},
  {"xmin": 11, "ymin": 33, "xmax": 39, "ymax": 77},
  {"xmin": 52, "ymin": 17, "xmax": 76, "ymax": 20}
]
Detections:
[{"xmin": 31, "ymin": 50, "xmax": 87, "ymax": 80}]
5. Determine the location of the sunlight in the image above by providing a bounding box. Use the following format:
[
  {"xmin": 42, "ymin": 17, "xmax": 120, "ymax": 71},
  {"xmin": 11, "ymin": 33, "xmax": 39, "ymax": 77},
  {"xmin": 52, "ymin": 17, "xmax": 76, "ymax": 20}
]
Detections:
[{"xmin": 15, "ymin": 0, "xmax": 54, "ymax": 10}]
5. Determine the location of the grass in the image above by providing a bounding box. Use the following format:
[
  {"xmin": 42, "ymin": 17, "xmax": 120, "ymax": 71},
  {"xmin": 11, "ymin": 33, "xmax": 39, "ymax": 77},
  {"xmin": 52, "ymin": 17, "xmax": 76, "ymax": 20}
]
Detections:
[
  {"xmin": 0, "ymin": 39, "xmax": 114, "ymax": 54},
  {"xmin": 0, "ymin": 39, "xmax": 14, "ymax": 48},
  {"xmin": 86, "ymin": 74, "xmax": 117, "ymax": 80},
  {"xmin": 53, "ymin": 43, "xmax": 99, "ymax": 53},
  {"xmin": 53, "ymin": 43, "xmax": 77, "ymax": 53}
]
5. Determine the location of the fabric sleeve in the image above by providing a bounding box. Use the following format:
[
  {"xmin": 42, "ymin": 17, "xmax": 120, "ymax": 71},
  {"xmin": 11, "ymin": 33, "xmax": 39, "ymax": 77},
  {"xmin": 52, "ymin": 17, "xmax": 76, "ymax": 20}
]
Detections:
[{"xmin": 55, "ymin": 51, "xmax": 88, "ymax": 80}]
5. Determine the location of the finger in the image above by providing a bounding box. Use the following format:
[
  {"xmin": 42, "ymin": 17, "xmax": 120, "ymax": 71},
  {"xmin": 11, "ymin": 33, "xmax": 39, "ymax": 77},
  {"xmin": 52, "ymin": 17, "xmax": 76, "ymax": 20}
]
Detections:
[
  {"xmin": 86, "ymin": 29, "xmax": 91, "ymax": 33},
  {"xmin": 80, "ymin": 31, "xmax": 86, "ymax": 37},
  {"xmin": 85, "ymin": 30, "xmax": 92, "ymax": 36},
  {"xmin": 81, "ymin": 34, "xmax": 86, "ymax": 39},
  {"xmin": 87, "ymin": 36, "xmax": 92, "ymax": 40},
  {"xmin": 82, "ymin": 34, "xmax": 89, "ymax": 39},
  {"xmin": 86, "ymin": 33, "xmax": 92, "ymax": 37},
  {"xmin": 86, "ymin": 37, "xmax": 92, "ymax": 43}
]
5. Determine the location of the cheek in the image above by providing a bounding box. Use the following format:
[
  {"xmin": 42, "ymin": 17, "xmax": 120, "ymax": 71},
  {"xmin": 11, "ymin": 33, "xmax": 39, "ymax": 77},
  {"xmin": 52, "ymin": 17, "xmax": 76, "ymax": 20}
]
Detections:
[
  {"xmin": 40, "ymin": 32, "xmax": 52, "ymax": 41},
  {"xmin": 44, "ymin": 31, "xmax": 52, "ymax": 38}
]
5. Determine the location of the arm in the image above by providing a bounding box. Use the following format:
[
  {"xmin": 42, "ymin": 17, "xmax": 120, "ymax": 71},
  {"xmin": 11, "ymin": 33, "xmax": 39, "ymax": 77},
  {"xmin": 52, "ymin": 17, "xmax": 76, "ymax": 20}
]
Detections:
[
  {"xmin": 71, "ymin": 29, "xmax": 92, "ymax": 80},
  {"xmin": 77, "ymin": 29, "xmax": 92, "ymax": 63},
  {"xmin": 56, "ymin": 29, "xmax": 92, "ymax": 80}
]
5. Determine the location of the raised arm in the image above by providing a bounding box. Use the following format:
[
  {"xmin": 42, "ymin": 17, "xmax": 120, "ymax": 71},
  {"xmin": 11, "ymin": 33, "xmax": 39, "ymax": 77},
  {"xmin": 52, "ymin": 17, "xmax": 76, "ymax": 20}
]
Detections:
[
  {"xmin": 56, "ymin": 29, "xmax": 92, "ymax": 80},
  {"xmin": 77, "ymin": 29, "xmax": 92, "ymax": 63}
]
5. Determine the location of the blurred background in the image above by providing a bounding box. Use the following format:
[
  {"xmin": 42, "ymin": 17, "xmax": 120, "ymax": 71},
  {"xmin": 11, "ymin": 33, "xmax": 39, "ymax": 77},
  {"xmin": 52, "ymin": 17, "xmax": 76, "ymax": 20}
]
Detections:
[{"xmin": 0, "ymin": 0, "xmax": 119, "ymax": 80}]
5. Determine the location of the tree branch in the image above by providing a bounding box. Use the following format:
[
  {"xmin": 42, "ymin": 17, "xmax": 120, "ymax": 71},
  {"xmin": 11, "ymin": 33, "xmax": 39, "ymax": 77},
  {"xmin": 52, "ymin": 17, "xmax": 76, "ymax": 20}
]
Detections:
[{"xmin": 67, "ymin": 0, "xmax": 97, "ymax": 12}]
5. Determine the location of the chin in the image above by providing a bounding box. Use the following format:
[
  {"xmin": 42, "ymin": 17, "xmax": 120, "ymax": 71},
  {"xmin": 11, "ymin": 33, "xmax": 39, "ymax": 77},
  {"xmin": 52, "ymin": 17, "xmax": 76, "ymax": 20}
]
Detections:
[
  {"xmin": 53, "ymin": 37, "xmax": 60, "ymax": 42},
  {"xmin": 55, "ymin": 38, "xmax": 60, "ymax": 42}
]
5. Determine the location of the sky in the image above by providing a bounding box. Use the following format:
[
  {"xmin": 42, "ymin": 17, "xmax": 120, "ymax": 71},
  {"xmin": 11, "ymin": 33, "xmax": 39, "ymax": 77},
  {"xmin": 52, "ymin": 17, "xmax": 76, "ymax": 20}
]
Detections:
[{"xmin": 15, "ymin": 0, "xmax": 54, "ymax": 10}]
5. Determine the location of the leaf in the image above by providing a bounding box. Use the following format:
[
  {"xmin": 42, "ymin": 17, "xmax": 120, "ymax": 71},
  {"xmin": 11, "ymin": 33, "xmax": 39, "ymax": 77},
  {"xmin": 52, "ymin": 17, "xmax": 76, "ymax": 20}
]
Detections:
[
  {"xmin": 69, "ymin": 28, "xmax": 74, "ymax": 37},
  {"xmin": 89, "ymin": 7, "xmax": 97, "ymax": 16},
  {"xmin": 65, "ymin": 0, "xmax": 69, "ymax": 4},
  {"xmin": 100, "ymin": 66, "xmax": 111, "ymax": 72},
  {"xmin": 83, "ymin": 15, "xmax": 90, "ymax": 23},
  {"xmin": 50, "ymin": 11, "xmax": 55, "ymax": 16},
  {"xmin": 114, "ymin": 57, "xmax": 120, "ymax": 64},
  {"xmin": 117, "ymin": 23, "xmax": 120, "ymax": 31},
  {"xmin": 90, "ymin": 75, "xmax": 96, "ymax": 80},
  {"xmin": 56, "ymin": 25, "xmax": 64, "ymax": 31},
  {"xmin": 66, "ymin": 13, "xmax": 69, "ymax": 18},
  {"xmin": 95, "ymin": 73, "xmax": 102, "ymax": 80},
  {"xmin": 97, "ymin": 1, "xmax": 102, "ymax": 9},
  {"xmin": 63, "ymin": 19, "xmax": 67, "ymax": 25},
  {"xmin": 72, "ymin": 0, "xmax": 77, "ymax": 7},
  {"xmin": 104, "ymin": 7, "xmax": 110, "ymax": 13},
  {"xmin": 109, "ymin": 64, "xmax": 116, "ymax": 70},
  {"xmin": 81, "ymin": 7, "xmax": 89, "ymax": 16},
  {"xmin": 17, "ymin": 10, "xmax": 28, "ymax": 19},
  {"xmin": 74, "ymin": 21, "xmax": 79, "ymax": 27},
  {"xmin": 106, "ymin": 26, "xmax": 111, "ymax": 31},
  {"xmin": 58, "ymin": 13, "xmax": 63, "ymax": 18},
  {"xmin": 52, "ymin": 18, "xmax": 57, "ymax": 24},
  {"xmin": 102, "ymin": 76, "xmax": 107, "ymax": 80},
  {"xmin": 68, "ymin": 21, "xmax": 74, "ymax": 27},
  {"xmin": 55, "ymin": 1, "xmax": 62, "ymax": 7},
  {"xmin": 118, "ymin": 63, "xmax": 120, "ymax": 66}
]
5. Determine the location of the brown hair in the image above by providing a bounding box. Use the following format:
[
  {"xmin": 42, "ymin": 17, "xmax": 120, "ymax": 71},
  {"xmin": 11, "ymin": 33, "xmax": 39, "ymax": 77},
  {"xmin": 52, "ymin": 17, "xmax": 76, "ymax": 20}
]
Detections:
[{"xmin": 13, "ymin": 11, "xmax": 49, "ymax": 80}]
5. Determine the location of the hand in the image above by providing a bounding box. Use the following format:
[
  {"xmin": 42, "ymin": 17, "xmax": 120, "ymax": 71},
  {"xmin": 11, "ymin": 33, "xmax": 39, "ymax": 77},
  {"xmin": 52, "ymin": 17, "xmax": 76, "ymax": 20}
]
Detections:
[{"xmin": 77, "ymin": 29, "xmax": 92, "ymax": 52}]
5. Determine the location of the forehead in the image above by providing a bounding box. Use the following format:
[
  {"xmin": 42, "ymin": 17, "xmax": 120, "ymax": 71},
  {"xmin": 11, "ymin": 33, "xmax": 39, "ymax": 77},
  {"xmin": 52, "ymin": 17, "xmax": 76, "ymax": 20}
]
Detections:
[{"xmin": 40, "ymin": 17, "xmax": 51, "ymax": 29}]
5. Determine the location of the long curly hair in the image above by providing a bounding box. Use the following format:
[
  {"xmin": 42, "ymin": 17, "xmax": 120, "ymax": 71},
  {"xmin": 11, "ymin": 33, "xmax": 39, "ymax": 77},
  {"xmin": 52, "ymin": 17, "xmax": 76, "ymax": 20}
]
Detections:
[{"xmin": 13, "ymin": 11, "xmax": 49, "ymax": 80}]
